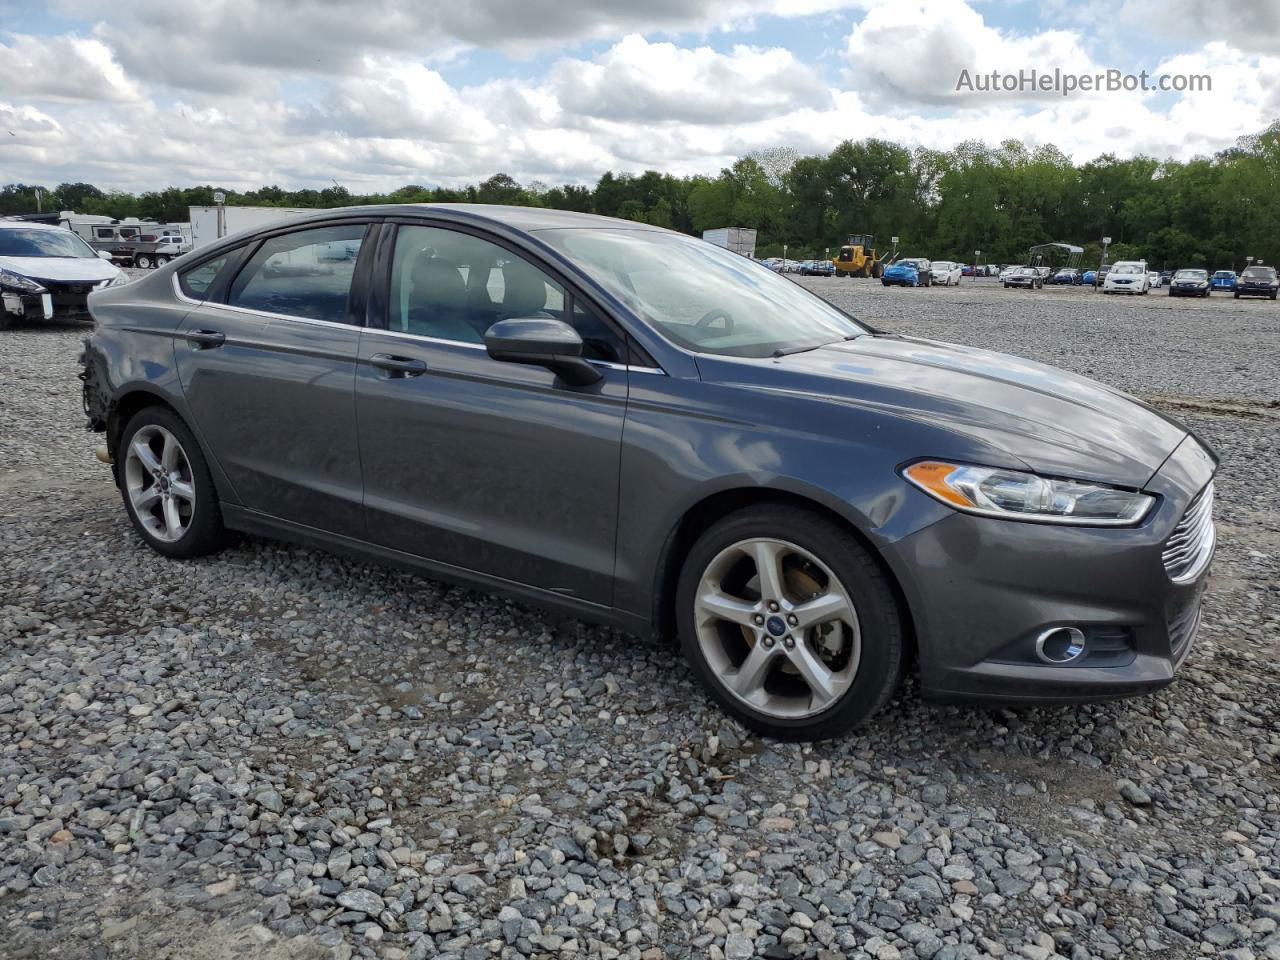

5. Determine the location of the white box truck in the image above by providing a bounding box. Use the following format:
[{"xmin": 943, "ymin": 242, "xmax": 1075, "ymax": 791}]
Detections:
[
  {"xmin": 701, "ymin": 227, "xmax": 758, "ymax": 258},
  {"xmin": 189, "ymin": 205, "xmax": 316, "ymax": 249}
]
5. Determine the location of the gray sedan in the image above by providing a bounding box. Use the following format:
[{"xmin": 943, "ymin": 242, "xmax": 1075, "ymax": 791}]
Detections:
[{"xmin": 80, "ymin": 205, "xmax": 1217, "ymax": 740}]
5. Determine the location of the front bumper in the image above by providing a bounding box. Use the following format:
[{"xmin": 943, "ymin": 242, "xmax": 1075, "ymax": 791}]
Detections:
[
  {"xmin": 884, "ymin": 434, "xmax": 1217, "ymax": 704},
  {"xmin": 2, "ymin": 279, "xmax": 97, "ymax": 322},
  {"xmin": 1236, "ymin": 284, "xmax": 1277, "ymax": 298}
]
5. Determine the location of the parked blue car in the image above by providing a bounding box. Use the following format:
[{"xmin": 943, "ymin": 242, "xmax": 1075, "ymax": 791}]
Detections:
[
  {"xmin": 1081, "ymin": 270, "xmax": 1097, "ymax": 285},
  {"xmin": 882, "ymin": 258, "xmax": 931, "ymax": 287},
  {"xmin": 1211, "ymin": 270, "xmax": 1237, "ymax": 291}
]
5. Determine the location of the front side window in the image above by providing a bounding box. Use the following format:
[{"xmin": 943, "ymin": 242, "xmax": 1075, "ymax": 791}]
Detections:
[
  {"xmin": 227, "ymin": 224, "xmax": 367, "ymax": 323},
  {"xmin": 178, "ymin": 255, "xmax": 230, "ymax": 300},
  {"xmin": 388, "ymin": 224, "xmax": 624, "ymax": 363},
  {"xmin": 536, "ymin": 228, "xmax": 865, "ymax": 359}
]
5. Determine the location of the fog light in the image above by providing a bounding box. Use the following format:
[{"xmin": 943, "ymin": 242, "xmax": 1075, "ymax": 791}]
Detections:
[{"xmin": 1035, "ymin": 626, "xmax": 1086, "ymax": 664}]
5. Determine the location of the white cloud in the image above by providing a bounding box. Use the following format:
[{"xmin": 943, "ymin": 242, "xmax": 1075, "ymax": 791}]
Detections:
[
  {"xmin": 0, "ymin": 32, "xmax": 141, "ymax": 102},
  {"xmin": 47, "ymin": 0, "xmax": 868, "ymax": 94},
  {"xmin": 845, "ymin": 0, "xmax": 1100, "ymax": 106},
  {"xmin": 1118, "ymin": 0, "xmax": 1280, "ymax": 56},
  {"xmin": 549, "ymin": 35, "xmax": 829, "ymax": 125}
]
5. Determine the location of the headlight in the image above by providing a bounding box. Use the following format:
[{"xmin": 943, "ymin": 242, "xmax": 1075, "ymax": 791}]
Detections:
[
  {"xmin": 103, "ymin": 272, "xmax": 129, "ymax": 288},
  {"xmin": 902, "ymin": 461, "xmax": 1154, "ymax": 526},
  {"xmin": 0, "ymin": 268, "xmax": 45, "ymax": 294}
]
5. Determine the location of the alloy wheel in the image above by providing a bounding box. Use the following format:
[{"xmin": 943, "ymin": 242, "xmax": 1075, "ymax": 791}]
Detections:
[
  {"xmin": 693, "ymin": 537, "xmax": 861, "ymax": 719},
  {"xmin": 123, "ymin": 424, "xmax": 196, "ymax": 542}
]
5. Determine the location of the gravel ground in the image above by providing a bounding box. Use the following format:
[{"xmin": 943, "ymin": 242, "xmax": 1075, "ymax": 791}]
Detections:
[{"xmin": 1, "ymin": 274, "xmax": 1277, "ymax": 960}]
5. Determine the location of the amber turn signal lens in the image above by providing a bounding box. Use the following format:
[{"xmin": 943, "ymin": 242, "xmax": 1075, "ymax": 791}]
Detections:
[{"xmin": 902, "ymin": 461, "xmax": 974, "ymax": 508}]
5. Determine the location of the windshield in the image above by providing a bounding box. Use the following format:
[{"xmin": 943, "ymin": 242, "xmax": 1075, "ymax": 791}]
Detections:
[
  {"xmin": 1113, "ymin": 264, "xmax": 1142, "ymax": 274},
  {"xmin": 537, "ymin": 228, "xmax": 866, "ymax": 358},
  {"xmin": 1214, "ymin": 271, "xmax": 1234, "ymax": 277},
  {"xmin": 1055, "ymin": 269, "xmax": 1073, "ymax": 275},
  {"xmin": 1175, "ymin": 270, "xmax": 1207, "ymax": 279},
  {"xmin": 933, "ymin": 262, "xmax": 952, "ymax": 270},
  {"xmin": 1014, "ymin": 267, "xmax": 1036, "ymax": 275},
  {"xmin": 1242, "ymin": 266, "xmax": 1275, "ymax": 278},
  {"xmin": 0, "ymin": 228, "xmax": 98, "ymax": 259}
]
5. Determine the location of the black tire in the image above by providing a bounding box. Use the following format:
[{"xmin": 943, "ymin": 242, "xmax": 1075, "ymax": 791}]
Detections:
[
  {"xmin": 155, "ymin": 255, "xmax": 169, "ymax": 267},
  {"xmin": 134, "ymin": 254, "xmax": 152, "ymax": 269},
  {"xmin": 881, "ymin": 279, "xmax": 889, "ymax": 286},
  {"xmin": 116, "ymin": 405, "xmax": 226, "ymax": 559},
  {"xmin": 675, "ymin": 504, "xmax": 906, "ymax": 741},
  {"xmin": 0, "ymin": 311, "xmax": 12, "ymax": 331}
]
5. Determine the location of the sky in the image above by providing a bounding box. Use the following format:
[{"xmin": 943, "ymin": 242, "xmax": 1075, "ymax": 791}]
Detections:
[{"xmin": 2, "ymin": 0, "xmax": 1279, "ymax": 193}]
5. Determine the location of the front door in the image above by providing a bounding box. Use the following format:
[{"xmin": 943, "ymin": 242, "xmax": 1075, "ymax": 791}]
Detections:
[{"xmin": 354, "ymin": 222, "xmax": 629, "ymax": 605}]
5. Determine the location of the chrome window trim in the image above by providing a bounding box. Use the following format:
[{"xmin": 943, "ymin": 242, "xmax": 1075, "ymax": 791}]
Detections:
[{"xmin": 362, "ymin": 324, "xmax": 665, "ymax": 374}]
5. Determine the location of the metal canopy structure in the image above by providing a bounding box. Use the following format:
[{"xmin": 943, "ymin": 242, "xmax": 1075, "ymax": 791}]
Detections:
[{"xmin": 1027, "ymin": 242, "xmax": 1084, "ymax": 270}]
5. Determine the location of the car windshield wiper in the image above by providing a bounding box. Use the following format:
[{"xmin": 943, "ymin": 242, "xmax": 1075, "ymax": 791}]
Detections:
[{"xmin": 772, "ymin": 334, "xmax": 860, "ymax": 358}]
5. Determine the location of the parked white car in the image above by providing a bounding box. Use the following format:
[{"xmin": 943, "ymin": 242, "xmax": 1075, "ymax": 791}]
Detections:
[
  {"xmin": 0, "ymin": 221, "xmax": 127, "ymax": 329},
  {"xmin": 930, "ymin": 261, "xmax": 963, "ymax": 285},
  {"xmin": 1147, "ymin": 271, "xmax": 1162, "ymax": 288},
  {"xmin": 1102, "ymin": 260, "xmax": 1150, "ymax": 295}
]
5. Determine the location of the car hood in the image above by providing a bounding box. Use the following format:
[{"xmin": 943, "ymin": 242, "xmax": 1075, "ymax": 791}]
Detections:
[
  {"xmin": 0, "ymin": 255, "xmax": 120, "ymax": 284},
  {"xmin": 741, "ymin": 335, "xmax": 1188, "ymax": 487},
  {"xmin": 884, "ymin": 264, "xmax": 917, "ymax": 275}
]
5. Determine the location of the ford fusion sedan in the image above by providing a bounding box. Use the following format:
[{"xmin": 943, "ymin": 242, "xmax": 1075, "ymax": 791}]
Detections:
[
  {"xmin": 1102, "ymin": 261, "xmax": 1150, "ymax": 294},
  {"xmin": 1168, "ymin": 269, "xmax": 1210, "ymax": 297},
  {"xmin": 1234, "ymin": 265, "xmax": 1278, "ymax": 300},
  {"xmin": 80, "ymin": 205, "xmax": 1217, "ymax": 740},
  {"xmin": 0, "ymin": 221, "xmax": 127, "ymax": 329},
  {"xmin": 882, "ymin": 257, "xmax": 932, "ymax": 287}
]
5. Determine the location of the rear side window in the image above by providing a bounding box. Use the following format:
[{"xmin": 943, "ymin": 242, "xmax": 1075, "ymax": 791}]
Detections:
[
  {"xmin": 228, "ymin": 224, "xmax": 368, "ymax": 324},
  {"xmin": 178, "ymin": 255, "xmax": 229, "ymax": 300}
]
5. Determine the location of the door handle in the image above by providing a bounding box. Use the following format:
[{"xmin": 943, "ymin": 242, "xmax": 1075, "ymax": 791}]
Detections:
[
  {"xmin": 370, "ymin": 353, "xmax": 428, "ymax": 378},
  {"xmin": 186, "ymin": 329, "xmax": 225, "ymax": 349}
]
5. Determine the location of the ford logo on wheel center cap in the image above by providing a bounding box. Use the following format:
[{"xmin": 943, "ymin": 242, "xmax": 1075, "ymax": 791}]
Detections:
[{"xmin": 766, "ymin": 616, "xmax": 787, "ymax": 637}]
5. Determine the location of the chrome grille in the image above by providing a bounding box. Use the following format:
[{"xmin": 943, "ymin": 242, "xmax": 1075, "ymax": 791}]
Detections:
[{"xmin": 1162, "ymin": 482, "xmax": 1215, "ymax": 583}]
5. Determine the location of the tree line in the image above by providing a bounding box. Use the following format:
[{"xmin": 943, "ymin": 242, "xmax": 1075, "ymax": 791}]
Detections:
[{"xmin": 4, "ymin": 121, "xmax": 1277, "ymax": 271}]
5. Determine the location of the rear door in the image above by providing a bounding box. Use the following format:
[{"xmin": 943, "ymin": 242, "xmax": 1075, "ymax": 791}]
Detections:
[
  {"xmin": 353, "ymin": 221, "xmax": 630, "ymax": 605},
  {"xmin": 174, "ymin": 220, "xmax": 378, "ymax": 538}
]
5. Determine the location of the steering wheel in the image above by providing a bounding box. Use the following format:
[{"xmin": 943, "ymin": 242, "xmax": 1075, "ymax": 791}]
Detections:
[{"xmin": 695, "ymin": 308, "xmax": 733, "ymax": 331}]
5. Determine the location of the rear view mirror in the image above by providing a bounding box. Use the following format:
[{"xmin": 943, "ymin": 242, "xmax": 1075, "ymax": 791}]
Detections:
[
  {"xmin": 97, "ymin": 251, "xmax": 114, "ymax": 261},
  {"xmin": 484, "ymin": 317, "xmax": 601, "ymax": 386}
]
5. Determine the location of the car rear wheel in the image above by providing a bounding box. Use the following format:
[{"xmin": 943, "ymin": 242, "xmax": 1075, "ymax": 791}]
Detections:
[
  {"xmin": 676, "ymin": 505, "xmax": 905, "ymax": 741},
  {"xmin": 118, "ymin": 406, "xmax": 226, "ymax": 559},
  {"xmin": 155, "ymin": 255, "xmax": 169, "ymax": 267},
  {"xmin": 135, "ymin": 254, "xmax": 152, "ymax": 269}
]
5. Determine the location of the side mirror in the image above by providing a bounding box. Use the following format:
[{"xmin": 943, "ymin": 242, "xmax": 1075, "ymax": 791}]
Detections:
[
  {"xmin": 97, "ymin": 250, "xmax": 115, "ymax": 261},
  {"xmin": 484, "ymin": 317, "xmax": 602, "ymax": 386}
]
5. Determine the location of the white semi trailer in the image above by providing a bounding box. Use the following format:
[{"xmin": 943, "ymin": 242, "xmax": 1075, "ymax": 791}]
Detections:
[
  {"xmin": 189, "ymin": 205, "xmax": 315, "ymax": 249},
  {"xmin": 701, "ymin": 227, "xmax": 758, "ymax": 258}
]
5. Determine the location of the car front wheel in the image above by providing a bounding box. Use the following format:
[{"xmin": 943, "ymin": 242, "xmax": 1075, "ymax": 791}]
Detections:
[
  {"xmin": 676, "ymin": 505, "xmax": 905, "ymax": 741},
  {"xmin": 117, "ymin": 406, "xmax": 226, "ymax": 559}
]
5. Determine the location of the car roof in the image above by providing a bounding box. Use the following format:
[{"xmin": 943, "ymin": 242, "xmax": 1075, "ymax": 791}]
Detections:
[{"xmin": 258, "ymin": 203, "xmax": 663, "ymax": 234}]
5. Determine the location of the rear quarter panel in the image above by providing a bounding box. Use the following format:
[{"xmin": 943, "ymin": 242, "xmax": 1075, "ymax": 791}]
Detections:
[{"xmin": 85, "ymin": 269, "xmax": 239, "ymax": 502}]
